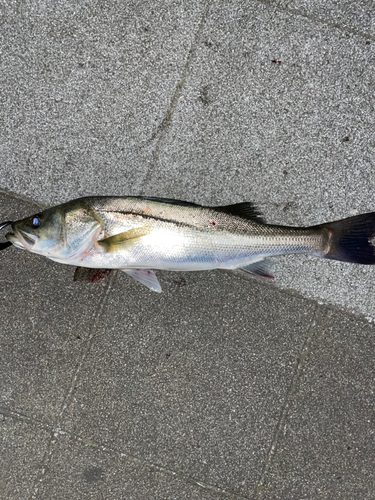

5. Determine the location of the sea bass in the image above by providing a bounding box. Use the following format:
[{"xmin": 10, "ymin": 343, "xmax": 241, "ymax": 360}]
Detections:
[{"xmin": 5, "ymin": 196, "xmax": 375, "ymax": 292}]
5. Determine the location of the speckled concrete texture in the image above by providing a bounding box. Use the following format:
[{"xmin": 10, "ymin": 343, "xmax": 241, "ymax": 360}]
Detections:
[
  {"xmin": 0, "ymin": 418, "xmax": 50, "ymax": 500},
  {"xmin": 60, "ymin": 269, "xmax": 316, "ymax": 497},
  {"xmin": 0, "ymin": 195, "xmax": 110, "ymax": 423},
  {"xmin": 272, "ymin": 0, "xmax": 375, "ymax": 37},
  {"xmin": 35, "ymin": 434, "xmax": 229, "ymax": 500},
  {"xmin": 0, "ymin": 0, "xmax": 205, "ymax": 203},
  {"xmin": 260, "ymin": 306, "xmax": 375, "ymax": 500}
]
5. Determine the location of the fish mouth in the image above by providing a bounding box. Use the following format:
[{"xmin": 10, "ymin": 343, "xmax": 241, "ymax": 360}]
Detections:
[
  {"xmin": 6, "ymin": 227, "xmax": 37, "ymax": 250},
  {"xmin": 5, "ymin": 232, "xmax": 25, "ymax": 250}
]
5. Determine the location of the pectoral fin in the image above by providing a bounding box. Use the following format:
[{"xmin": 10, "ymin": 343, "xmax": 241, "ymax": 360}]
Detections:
[
  {"xmin": 121, "ymin": 268, "xmax": 162, "ymax": 293},
  {"xmin": 98, "ymin": 226, "xmax": 153, "ymax": 253}
]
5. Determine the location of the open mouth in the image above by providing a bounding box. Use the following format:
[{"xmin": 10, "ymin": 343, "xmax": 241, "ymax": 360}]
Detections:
[
  {"xmin": 6, "ymin": 228, "xmax": 36, "ymax": 250},
  {"xmin": 18, "ymin": 229, "xmax": 36, "ymax": 245},
  {"xmin": 5, "ymin": 232, "xmax": 24, "ymax": 249}
]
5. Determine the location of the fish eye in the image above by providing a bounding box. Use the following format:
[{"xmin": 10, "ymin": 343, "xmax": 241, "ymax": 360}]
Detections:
[{"xmin": 31, "ymin": 216, "xmax": 42, "ymax": 228}]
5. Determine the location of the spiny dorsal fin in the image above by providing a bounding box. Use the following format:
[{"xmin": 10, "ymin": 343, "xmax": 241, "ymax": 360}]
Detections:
[
  {"xmin": 141, "ymin": 196, "xmax": 202, "ymax": 208},
  {"xmin": 213, "ymin": 202, "xmax": 265, "ymax": 223},
  {"xmin": 98, "ymin": 226, "xmax": 153, "ymax": 253}
]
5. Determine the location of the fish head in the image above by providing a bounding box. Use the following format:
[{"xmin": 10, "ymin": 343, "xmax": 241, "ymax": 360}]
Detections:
[
  {"xmin": 6, "ymin": 200, "xmax": 103, "ymax": 260},
  {"xmin": 6, "ymin": 207, "xmax": 64, "ymax": 254}
]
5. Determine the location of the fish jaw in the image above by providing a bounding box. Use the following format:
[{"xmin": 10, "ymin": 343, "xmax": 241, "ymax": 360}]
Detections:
[
  {"xmin": 5, "ymin": 225, "xmax": 39, "ymax": 251},
  {"xmin": 5, "ymin": 231, "xmax": 26, "ymax": 250},
  {"xmin": 17, "ymin": 228, "xmax": 38, "ymax": 250}
]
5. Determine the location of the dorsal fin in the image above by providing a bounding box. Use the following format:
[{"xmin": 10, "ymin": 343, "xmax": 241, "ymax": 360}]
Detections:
[
  {"xmin": 141, "ymin": 197, "xmax": 202, "ymax": 208},
  {"xmin": 213, "ymin": 202, "xmax": 265, "ymax": 223}
]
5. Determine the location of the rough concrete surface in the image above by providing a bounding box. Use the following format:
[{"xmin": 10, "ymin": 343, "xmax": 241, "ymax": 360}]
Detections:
[
  {"xmin": 261, "ymin": 306, "xmax": 375, "ymax": 500},
  {"xmin": 0, "ymin": 1, "xmax": 375, "ymax": 499},
  {"xmin": 61, "ymin": 268, "xmax": 316, "ymax": 497}
]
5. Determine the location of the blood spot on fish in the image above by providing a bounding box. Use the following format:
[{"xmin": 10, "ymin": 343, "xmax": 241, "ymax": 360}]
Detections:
[
  {"xmin": 272, "ymin": 59, "xmax": 281, "ymax": 65},
  {"xmin": 211, "ymin": 221, "xmax": 216, "ymax": 226}
]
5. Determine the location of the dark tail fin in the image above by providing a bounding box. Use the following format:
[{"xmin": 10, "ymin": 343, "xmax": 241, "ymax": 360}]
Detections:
[{"xmin": 318, "ymin": 212, "xmax": 375, "ymax": 264}]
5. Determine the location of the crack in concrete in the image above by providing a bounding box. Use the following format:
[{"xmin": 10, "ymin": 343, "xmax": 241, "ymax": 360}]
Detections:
[
  {"xmin": 64, "ymin": 431, "xmax": 251, "ymax": 500},
  {"xmin": 140, "ymin": 1, "xmax": 212, "ymax": 195},
  {"xmin": 2, "ymin": 404, "xmax": 250, "ymax": 500},
  {"xmin": 252, "ymin": 306, "xmax": 318, "ymax": 498},
  {"xmin": 0, "ymin": 407, "xmax": 52, "ymax": 431},
  {"xmin": 3, "ymin": 304, "xmax": 320, "ymax": 500},
  {"xmin": 257, "ymin": 0, "xmax": 375, "ymax": 41},
  {"xmin": 29, "ymin": 274, "xmax": 116, "ymax": 500}
]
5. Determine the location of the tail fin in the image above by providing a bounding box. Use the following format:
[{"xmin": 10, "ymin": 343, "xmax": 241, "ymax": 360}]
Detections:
[{"xmin": 318, "ymin": 212, "xmax": 375, "ymax": 264}]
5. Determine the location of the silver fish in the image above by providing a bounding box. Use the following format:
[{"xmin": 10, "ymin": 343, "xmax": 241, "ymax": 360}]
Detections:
[{"xmin": 5, "ymin": 196, "xmax": 375, "ymax": 292}]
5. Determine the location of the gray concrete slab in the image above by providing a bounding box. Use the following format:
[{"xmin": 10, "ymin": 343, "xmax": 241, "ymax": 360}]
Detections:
[
  {"xmin": 35, "ymin": 433, "xmax": 234, "ymax": 500},
  {"xmin": 0, "ymin": 416, "xmax": 50, "ymax": 500},
  {"xmin": 259, "ymin": 306, "xmax": 375, "ymax": 500},
  {"xmin": 0, "ymin": 193, "xmax": 109, "ymax": 422},
  {"xmin": 0, "ymin": 0, "xmax": 205, "ymax": 205},
  {"xmin": 61, "ymin": 268, "xmax": 316, "ymax": 498},
  {"xmin": 147, "ymin": 0, "xmax": 375, "ymax": 318}
]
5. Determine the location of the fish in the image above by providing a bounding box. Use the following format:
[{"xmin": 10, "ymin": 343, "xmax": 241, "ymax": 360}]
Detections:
[{"xmin": 4, "ymin": 196, "xmax": 375, "ymax": 292}]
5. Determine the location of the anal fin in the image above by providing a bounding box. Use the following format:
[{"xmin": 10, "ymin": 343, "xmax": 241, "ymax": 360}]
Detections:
[
  {"xmin": 121, "ymin": 268, "xmax": 162, "ymax": 293},
  {"xmin": 239, "ymin": 259, "xmax": 274, "ymax": 280}
]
